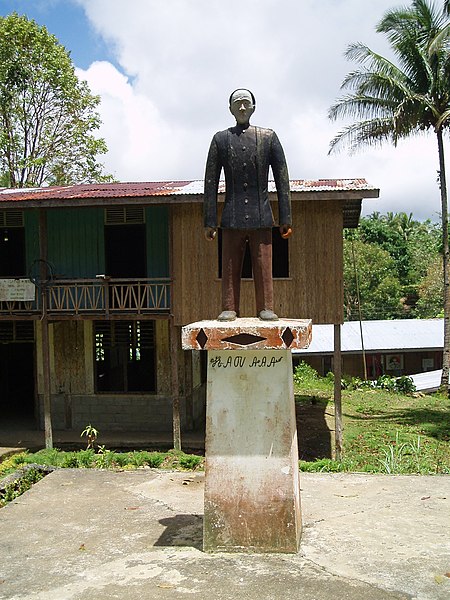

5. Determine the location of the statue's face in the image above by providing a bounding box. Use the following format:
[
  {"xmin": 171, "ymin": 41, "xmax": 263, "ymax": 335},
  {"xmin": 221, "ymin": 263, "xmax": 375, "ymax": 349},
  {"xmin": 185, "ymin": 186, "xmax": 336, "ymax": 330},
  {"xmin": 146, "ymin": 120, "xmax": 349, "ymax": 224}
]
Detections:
[{"xmin": 229, "ymin": 89, "xmax": 255, "ymax": 125}]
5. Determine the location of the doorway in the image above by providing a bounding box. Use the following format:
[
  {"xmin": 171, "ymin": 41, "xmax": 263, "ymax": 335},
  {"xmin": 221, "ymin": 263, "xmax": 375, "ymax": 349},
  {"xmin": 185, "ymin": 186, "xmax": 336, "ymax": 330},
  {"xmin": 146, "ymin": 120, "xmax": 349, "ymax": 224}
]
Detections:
[{"xmin": 0, "ymin": 342, "xmax": 35, "ymax": 418}]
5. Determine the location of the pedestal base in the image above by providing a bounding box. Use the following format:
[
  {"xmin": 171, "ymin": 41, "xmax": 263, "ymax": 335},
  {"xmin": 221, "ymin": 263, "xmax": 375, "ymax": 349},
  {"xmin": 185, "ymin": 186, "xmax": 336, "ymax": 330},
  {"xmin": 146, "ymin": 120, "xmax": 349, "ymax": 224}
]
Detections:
[
  {"xmin": 203, "ymin": 349, "xmax": 301, "ymax": 553},
  {"xmin": 182, "ymin": 318, "xmax": 311, "ymax": 554}
]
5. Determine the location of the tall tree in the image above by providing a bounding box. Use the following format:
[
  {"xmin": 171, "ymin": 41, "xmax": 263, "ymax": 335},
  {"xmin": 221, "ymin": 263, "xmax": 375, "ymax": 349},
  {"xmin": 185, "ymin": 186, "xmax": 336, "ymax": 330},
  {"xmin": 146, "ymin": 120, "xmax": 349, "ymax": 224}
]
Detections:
[
  {"xmin": 329, "ymin": 0, "xmax": 450, "ymax": 393},
  {"xmin": 0, "ymin": 13, "xmax": 111, "ymax": 187},
  {"xmin": 343, "ymin": 237, "xmax": 403, "ymax": 320}
]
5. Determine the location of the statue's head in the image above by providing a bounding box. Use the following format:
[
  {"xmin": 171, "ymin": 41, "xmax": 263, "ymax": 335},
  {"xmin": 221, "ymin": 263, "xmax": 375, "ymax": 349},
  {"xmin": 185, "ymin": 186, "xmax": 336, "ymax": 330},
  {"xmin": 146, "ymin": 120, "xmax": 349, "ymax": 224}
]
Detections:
[{"xmin": 229, "ymin": 88, "xmax": 255, "ymax": 126}]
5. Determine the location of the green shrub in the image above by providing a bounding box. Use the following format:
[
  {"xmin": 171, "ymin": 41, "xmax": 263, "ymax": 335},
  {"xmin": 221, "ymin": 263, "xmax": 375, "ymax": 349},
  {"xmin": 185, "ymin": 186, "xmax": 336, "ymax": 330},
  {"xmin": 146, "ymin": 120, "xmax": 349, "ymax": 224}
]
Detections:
[
  {"xmin": 126, "ymin": 451, "xmax": 165, "ymax": 468},
  {"xmin": 341, "ymin": 373, "xmax": 415, "ymax": 394},
  {"xmin": 293, "ymin": 361, "xmax": 320, "ymax": 386},
  {"xmin": 178, "ymin": 453, "xmax": 203, "ymax": 470},
  {"xmin": 60, "ymin": 453, "xmax": 80, "ymax": 468},
  {"xmin": 395, "ymin": 375, "xmax": 416, "ymax": 394}
]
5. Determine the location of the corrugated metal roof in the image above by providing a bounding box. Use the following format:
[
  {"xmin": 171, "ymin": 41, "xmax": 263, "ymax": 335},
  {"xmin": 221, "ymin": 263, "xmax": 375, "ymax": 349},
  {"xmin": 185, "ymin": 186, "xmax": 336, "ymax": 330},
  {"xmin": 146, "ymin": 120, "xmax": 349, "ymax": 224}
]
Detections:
[
  {"xmin": 293, "ymin": 319, "xmax": 444, "ymax": 355},
  {"xmin": 410, "ymin": 369, "xmax": 442, "ymax": 392},
  {"xmin": 0, "ymin": 181, "xmax": 195, "ymax": 201},
  {"xmin": 0, "ymin": 178, "xmax": 378, "ymax": 202},
  {"xmin": 0, "ymin": 179, "xmax": 378, "ymax": 228}
]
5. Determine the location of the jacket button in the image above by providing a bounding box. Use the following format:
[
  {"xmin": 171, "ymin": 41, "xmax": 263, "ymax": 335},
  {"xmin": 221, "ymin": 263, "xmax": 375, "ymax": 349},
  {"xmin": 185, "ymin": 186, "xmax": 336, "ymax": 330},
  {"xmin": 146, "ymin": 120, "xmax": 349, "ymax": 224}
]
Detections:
[
  {"xmin": 245, "ymin": 215, "xmax": 249, "ymax": 220},
  {"xmin": 243, "ymin": 183, "xmax": 248, "ymax": 189},
  {"xmin": 244, "ymin": 199, "xmax": 248, "ymax": 204},
  {"xmin": 243, "ymin": 162, "xmax": 247, "ymax": 168},
  {"xmin": 242, "ymin": 146, "xmax": 246, "ymax": 151}
]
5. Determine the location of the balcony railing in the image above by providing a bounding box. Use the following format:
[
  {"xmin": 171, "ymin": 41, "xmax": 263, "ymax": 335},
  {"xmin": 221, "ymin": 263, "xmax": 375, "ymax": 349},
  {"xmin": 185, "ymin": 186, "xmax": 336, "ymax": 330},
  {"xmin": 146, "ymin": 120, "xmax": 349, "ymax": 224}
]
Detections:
[{"xmin": 0, "ymin": 278, "xmax": 171, "ymax": 317}]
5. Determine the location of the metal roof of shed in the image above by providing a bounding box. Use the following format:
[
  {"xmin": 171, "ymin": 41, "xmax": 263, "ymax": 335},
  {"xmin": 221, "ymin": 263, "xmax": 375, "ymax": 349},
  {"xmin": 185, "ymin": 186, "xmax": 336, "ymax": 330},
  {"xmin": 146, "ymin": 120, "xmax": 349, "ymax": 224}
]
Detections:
[{"xmin": 294, "ymin": 319, "xmax": 444, "ymax": 355}]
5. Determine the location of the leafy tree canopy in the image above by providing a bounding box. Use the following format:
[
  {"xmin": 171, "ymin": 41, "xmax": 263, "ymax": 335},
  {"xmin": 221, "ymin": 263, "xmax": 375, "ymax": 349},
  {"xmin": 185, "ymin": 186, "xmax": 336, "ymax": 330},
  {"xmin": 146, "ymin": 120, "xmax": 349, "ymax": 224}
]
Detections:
[
  {"xmin": 345, "ymin": 211, "xmax": 443, "ymax": 319},
  {"xmin": 0, "ymin": 13, "xmax": 112, "ymax": 187},
  {"xmin": 343, "ymin": 238, "xmax": 403, "ymax": 320}
]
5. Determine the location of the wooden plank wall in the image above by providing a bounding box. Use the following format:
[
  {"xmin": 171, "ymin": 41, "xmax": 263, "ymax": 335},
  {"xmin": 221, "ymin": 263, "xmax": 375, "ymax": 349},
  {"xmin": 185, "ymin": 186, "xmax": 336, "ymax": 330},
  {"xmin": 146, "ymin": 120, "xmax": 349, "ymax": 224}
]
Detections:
[{"xmin": 172, "ymin": 198, "xmax": 345, "ymax": 326}]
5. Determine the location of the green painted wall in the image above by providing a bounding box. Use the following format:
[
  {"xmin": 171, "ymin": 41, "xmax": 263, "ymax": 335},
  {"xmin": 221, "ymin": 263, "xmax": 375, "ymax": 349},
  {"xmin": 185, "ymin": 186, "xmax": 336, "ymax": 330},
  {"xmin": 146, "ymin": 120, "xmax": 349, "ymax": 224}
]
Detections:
[
  {"xmin": 24, "ymin": 206, "xmax": 169, "ymax": 279},
  {"xmin": 24, "ymin": 210, "xmax": 39, "ymax": 274},
  {"xmin": 47, "ymin": 208, "xmax": 105, "ymax": 278},
  {"xmin": 146, "ymin": 206, "xmax": 169, "ymax": 278}
]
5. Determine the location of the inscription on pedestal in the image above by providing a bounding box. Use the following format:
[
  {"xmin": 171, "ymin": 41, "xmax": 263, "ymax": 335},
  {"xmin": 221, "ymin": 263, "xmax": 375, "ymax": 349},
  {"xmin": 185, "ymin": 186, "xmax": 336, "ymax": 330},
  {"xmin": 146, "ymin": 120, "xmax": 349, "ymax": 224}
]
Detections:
[{"xmin": 209, "ymin": 353, "xmax": 283, "ymax": 369}]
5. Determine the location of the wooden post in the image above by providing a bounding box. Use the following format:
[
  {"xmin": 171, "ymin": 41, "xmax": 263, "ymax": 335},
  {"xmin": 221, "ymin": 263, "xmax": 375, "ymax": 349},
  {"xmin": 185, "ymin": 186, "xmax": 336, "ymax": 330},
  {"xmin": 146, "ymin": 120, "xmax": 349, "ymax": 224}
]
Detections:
[
  {"xmin": 334, "ymin": 323, "xmax": 342, "ymax": 460},
  {"xmin": 170, "ymin": 317, "xmax": 181, "ymax": 451},
  {"xmin": 39, "ymin": 209, "xmax": 53, "ymax": 449},
  {"xmin": 168, "ymin": 205, "xmax": 181, "ymax": 450}
]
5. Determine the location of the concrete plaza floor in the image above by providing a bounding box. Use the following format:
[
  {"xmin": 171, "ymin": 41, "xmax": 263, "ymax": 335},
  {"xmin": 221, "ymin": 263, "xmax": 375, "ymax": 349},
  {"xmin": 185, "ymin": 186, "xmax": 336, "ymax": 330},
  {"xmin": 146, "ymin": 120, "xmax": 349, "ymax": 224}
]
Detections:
[{"xmin": 0, "ymin": 469, "xmax": 449, "ymax": 600}]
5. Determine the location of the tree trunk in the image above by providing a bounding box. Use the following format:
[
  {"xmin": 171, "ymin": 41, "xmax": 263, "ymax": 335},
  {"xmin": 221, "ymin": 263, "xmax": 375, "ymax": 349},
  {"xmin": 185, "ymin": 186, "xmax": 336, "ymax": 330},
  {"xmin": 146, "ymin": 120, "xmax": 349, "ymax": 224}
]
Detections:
[{"xmin": 437, "ymin": 129, "xmax": 450, "ymax": 395}]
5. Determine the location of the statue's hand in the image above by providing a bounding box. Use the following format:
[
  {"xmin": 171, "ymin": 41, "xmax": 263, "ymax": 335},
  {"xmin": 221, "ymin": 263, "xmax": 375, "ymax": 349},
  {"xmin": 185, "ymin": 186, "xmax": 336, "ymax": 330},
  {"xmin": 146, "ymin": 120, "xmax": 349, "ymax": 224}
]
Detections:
[
  {"xmin": 205, "ymin": 227, "xmax": 217, "ymax": 241},
  {"xmin": 280, "ymin": 224, "xmax": 293, "ymax": 239}
]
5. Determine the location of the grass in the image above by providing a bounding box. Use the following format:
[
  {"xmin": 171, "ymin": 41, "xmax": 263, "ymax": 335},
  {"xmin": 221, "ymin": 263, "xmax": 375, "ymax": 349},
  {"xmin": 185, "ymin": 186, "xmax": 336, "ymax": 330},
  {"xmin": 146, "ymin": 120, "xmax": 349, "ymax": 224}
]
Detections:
[
  {"xmin": 294, "ymin": 362, "xmax": 450, "ymax": 474},
  {"xmin": 0, "ymin": 448, "xmax": 204, "ymax": 482}
]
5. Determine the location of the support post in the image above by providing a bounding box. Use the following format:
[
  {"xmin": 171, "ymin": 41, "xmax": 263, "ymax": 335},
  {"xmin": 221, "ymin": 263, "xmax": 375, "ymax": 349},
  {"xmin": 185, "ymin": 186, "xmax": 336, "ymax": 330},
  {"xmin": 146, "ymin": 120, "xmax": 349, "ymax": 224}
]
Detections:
[
  {"xmin": 39, "ymin": 209, "xmax": 53, "ymax": 449},
  {"xmin": 334, "ymin": 323, "xmax": 342, "ymax": 460},
  {"xmin": 170, "ymin": 317, "xmax": 181, "ymax": 451}
]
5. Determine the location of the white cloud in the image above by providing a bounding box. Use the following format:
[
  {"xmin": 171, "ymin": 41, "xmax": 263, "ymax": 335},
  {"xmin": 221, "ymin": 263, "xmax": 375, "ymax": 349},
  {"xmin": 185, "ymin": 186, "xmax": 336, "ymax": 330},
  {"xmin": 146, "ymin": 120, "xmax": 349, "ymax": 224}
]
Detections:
[
  {"xmin": 74, "ymin": 0, "xmax": 447, "ymax": 220},
  {"xmin": 77, "ymin": 61, "xmax": 187, "ymax": 180}
]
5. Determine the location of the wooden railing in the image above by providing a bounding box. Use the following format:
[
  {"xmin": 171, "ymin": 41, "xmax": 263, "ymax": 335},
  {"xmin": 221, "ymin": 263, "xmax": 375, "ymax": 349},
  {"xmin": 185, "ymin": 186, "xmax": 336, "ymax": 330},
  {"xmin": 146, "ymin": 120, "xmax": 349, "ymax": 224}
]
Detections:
[{"xmin": 0, "ymin": 278, "xmax": 171, "ymax": 317}]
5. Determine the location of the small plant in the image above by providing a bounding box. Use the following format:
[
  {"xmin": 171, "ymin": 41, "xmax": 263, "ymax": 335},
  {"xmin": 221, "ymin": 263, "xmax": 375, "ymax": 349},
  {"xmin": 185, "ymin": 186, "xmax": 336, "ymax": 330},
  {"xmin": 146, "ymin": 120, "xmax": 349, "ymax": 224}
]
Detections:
[
  {"xmin": 395, "ymin": 375, "xmax": 416, "ymax": 394},
  {"xmin": 80, "ymin": 424, "xmax": 99, "ymax": 450},
  {"xmin": 378, "ymin": 431, "xmax": 423, "ymax": 474},
  {"xmin": 95, "ymin": 446, "xmax": 118, "ymax": 469}
]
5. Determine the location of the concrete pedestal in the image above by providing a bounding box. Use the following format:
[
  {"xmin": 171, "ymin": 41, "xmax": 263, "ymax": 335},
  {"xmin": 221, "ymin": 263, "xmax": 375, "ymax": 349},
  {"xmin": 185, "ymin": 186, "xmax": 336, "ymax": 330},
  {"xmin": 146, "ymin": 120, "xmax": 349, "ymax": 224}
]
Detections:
[{"xmin": 182, "ymin": 318, "xmax": 312, "ymax": 553}]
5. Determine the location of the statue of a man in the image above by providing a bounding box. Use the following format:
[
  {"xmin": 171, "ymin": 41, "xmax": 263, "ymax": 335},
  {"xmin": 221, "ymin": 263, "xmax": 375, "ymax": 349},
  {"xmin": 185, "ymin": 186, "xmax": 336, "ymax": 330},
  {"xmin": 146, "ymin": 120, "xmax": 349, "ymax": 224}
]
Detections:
[{"xmin": 204, "ymin": 88, "xmax": 292, "ymax": 321}]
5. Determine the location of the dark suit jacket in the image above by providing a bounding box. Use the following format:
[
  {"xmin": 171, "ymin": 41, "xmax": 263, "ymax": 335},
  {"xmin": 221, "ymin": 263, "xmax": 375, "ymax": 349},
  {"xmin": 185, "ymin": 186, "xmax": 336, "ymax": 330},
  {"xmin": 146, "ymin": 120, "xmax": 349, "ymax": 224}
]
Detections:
[{"xmin": 204, "ymin": 125, "xmax": 292, "ymax": 229}]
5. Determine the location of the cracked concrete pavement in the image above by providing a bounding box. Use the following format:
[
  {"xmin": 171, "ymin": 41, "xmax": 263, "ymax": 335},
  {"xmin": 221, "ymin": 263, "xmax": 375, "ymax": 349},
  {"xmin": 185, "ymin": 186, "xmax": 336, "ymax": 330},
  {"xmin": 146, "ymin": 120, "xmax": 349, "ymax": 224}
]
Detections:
[{"xmin": 0, "ymin": 469, "xmax": 449, "ymax": 599}]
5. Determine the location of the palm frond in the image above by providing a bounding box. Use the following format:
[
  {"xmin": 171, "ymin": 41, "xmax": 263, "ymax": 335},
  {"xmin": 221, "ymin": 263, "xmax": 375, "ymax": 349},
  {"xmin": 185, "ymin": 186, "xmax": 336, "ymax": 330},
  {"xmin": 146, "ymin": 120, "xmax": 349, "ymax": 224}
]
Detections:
[{"xmin": 328, "ymin": 118, "xmax": 396, "ymax": 155}]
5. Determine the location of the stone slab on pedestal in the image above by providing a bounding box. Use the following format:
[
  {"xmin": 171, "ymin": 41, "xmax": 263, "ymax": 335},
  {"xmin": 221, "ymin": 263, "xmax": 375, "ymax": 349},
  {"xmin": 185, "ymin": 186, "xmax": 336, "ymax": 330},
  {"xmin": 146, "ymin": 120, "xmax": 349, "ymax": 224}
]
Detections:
[
  {"xmin": 182, "ymin": 318, "xmax": 312, "ymax": 554},
  {"xmin": 181, "ymin": 317, "xmax": 312, "ymax": 351}
]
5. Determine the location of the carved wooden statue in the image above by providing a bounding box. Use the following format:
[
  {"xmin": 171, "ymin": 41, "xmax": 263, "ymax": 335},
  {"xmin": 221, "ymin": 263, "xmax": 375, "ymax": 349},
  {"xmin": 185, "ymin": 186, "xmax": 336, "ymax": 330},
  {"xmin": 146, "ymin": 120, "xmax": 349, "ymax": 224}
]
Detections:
[{"xmin": 204, "ymin": 89, "xmax": 292, "ymax": 321}]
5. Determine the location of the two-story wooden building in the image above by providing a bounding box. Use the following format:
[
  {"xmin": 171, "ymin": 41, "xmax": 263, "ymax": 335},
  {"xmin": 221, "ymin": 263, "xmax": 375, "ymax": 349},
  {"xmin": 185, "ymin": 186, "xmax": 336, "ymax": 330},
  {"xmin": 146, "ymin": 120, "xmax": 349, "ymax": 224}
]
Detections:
[{"xmin": 0, "ymin": 179, "xmax": 378, "ymax": 444}]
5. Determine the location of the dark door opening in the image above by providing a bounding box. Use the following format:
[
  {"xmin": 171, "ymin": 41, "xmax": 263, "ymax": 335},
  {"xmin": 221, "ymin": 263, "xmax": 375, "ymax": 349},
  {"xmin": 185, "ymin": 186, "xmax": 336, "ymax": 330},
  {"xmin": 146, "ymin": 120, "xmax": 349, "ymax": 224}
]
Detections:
[
  {"xmin": 0, "ymin": 342, "xmax": 35, "ymax": 417},
  {"xmin": 0, "ymin": 227, "xmax": 26, "ymax": 276},
  {"xmin": 105, "ymin": 224, "xmax": 147, "ymax": 278}
]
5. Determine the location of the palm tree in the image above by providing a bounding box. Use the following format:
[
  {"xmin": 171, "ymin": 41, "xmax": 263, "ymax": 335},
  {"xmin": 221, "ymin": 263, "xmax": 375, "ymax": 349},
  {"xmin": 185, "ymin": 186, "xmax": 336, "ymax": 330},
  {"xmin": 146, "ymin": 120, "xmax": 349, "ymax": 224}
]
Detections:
[{"xmin": 328, "ymin": 0, "xmax": 450, "ymax": 394}]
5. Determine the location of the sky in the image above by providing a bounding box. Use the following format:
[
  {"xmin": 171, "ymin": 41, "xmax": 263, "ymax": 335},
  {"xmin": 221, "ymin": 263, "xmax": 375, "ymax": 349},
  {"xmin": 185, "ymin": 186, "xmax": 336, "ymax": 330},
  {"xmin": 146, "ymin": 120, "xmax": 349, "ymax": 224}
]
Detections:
[{"xmin": 0, "ymin": 0, "xmax": 447, "ymax": 221}]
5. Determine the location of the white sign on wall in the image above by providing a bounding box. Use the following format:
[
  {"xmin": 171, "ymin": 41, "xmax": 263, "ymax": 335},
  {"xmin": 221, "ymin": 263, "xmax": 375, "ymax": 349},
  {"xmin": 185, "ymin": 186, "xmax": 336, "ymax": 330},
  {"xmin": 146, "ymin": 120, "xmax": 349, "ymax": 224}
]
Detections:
[{"xmin": 0, "ymin": 279, "xmax": 36, "ymax": 301}]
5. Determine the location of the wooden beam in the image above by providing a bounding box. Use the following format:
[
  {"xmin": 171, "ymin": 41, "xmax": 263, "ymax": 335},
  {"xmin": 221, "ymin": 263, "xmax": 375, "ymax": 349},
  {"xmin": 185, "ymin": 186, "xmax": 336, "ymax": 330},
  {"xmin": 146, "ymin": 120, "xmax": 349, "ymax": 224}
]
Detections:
[
  {"xmin": 169, "ymin": 205, "xmax": 181, "ymax": 450},
  {"xmin": 170, "ymin": 317, "xmax": 181, "ymax": 451},
  {"xmin": 39, "ymin": 209, "xmax": 53, "ymax": 449}
]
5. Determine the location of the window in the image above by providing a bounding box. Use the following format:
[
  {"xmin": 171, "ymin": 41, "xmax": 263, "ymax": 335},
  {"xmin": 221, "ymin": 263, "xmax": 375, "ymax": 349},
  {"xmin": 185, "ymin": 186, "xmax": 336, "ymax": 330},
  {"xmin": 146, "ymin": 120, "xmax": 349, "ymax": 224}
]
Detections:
[
  {"xmin": 218, "ymin": 228, "xmax": 289, "ymax": 278},
  {"xmin": 94, "ymin": 320, "xmax": 156, "ymax": 392},
  {"xmin": 0, "ymin": 210, "xmax": 25, "ymax": 276}
]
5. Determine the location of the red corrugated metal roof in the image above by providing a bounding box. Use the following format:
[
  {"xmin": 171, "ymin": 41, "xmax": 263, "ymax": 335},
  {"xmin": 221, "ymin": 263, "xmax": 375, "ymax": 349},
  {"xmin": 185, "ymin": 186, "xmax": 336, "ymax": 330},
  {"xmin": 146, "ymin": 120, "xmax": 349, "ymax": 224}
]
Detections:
[{"xmin": 0, "ymin": 178, "xmax": 379, "ymax": 203}]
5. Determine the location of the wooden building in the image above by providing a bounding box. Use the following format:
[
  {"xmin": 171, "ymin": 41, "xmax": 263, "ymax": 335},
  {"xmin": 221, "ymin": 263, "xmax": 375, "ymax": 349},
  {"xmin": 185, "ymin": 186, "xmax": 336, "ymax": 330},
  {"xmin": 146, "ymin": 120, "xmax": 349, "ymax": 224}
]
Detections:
[
  {"xmin": 293, "ymin": 319, "xmax": 444, "ymax": 379},
  {"xmin": 0, "ymin": 179, "xmax": 378, "ymax": 445}
]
